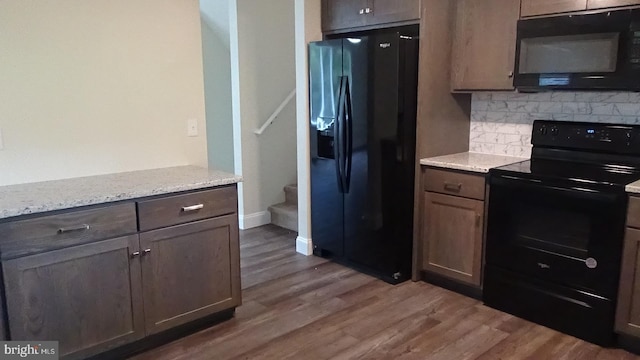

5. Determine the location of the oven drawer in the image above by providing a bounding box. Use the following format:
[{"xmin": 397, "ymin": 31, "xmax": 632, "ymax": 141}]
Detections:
[
  {"xmin": 484, "ymin": 265, "xmax": 615, "ymax": 346},
  {"xmin": 0, "ymin": 203, "xmax": 137, "ymax": 259},
  {"xmin": 627, "ymin": 196, "xmax": 640, "ymax": 229},
  {"xmin": 137, "ymin": 186, "xmax": 237, "ymax": 231},
  {"xmin": 423, "ymin": 168, "xmax": 485, "ymax": 200}
]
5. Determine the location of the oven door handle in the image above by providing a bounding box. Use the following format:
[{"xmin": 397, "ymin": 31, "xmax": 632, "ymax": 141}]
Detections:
[{"xmin": 491, "ymin": 174, "xmax": 620, "ymax": 202}]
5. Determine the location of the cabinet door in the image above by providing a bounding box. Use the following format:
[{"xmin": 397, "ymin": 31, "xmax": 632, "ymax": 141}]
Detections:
[
  {"xmin": 451, "ymin": 0, "xmax": 519, "ymax": 91},
  {"xmin": 3, "ymin": 235, "xmax": 144, "ymax": 360},
  {"xmin": 322, "ymin": 0, "xmax": 368, "ymax": 31},
  {"xmin": 367, "ymin": 0, "xmax": 420, "ymax": 26},
  {"xmin": 521, "ymin": 0, "xmax": 587, "ymax": 17},
  {"xmin": 588, "ymin": 0, "xmax": 640, "ymax": 9},
  {"xmin": 616, "ymin": 228, "xmax": 640, "ymax": 337},
  {"xmin": 422, "ymin": 192, "xmax": 484, "ymax": 286},
  {"xmin": 140, "ymin": 215, "xmax": 241, "ymax": 335}
]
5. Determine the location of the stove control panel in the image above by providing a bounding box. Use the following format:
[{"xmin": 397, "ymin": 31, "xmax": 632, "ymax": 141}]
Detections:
[{"xmin": 532, "ymin": 120, "xmax": 640, "ymax": 155}]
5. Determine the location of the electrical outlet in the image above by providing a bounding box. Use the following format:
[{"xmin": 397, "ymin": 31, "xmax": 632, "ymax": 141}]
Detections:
[{"xmin": 187, "ymin": 119, "xmax": 198, "ymax": 137}]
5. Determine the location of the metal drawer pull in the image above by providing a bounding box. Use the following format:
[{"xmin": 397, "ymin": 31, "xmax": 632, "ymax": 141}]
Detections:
[
  {"xmin": 131, "ymin": 251, "xmax": 140, "ymax": 258},
  {"xmin": 443, "ymin": 182, "xmax": 462, "ymax": 192},
  {"xmin": 58, "ymin": 224, "xmax": 90, "ymax": 234},
  {"xmin": 143, "ymin": 249, "xmax": 151, "ymax": 255},
  {"xmin": 182, "ymin": 204, "xmax": 204, "ymax": 212}
]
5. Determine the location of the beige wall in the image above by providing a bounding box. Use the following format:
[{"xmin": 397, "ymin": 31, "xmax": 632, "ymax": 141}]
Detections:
[
  {"xmin": 201, "ymin": 0, "xmax": 234, "ymax": 173},
  {"xmin": 294, "ymin": 0, "xmax": 322, "ymax": 254},
  {"xmin": 231, "ymin": 0, "xmax": 297, "ymax": 228},
  {"xmin": 0, "ymin": 0, "xmax": 208, "ymax": 186}
]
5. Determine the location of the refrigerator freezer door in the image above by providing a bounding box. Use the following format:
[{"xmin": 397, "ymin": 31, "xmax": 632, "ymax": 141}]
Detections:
[
  {"xmin": 309, "ymin": 39, "xmax": 345, "ymax": 257},
  {"xmin": 344, "ymin": 33, "xmax": 418, "ymax": 281}
]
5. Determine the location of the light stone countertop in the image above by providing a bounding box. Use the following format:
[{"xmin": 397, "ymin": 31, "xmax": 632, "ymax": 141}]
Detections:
[
  {"xmin": 626, "ymin": 180, "xmax": 640, "ymax": 194},
  {"xmin": 420, "ymin": 152, "xmax": 528, "ymax": 174},
  {"xmin": 0, "ymin": 166, "xmax": 242, "ymax": 220}
]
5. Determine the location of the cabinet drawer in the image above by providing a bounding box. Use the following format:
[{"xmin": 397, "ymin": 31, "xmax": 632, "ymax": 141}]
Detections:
[
  {"xmin": 627, "ymin": 196, "xmax": 640, "ymax": 229},
  {"xmin": 0, "ymin": 203, "xmax": 137, "ymax": 259},
  {"xmin": 424, "ymin": 168, "xmax": 485, "ymax": 200},
  {"xmin": 138, "ymin": 186, "xmax": 237, "ymax": 231}
]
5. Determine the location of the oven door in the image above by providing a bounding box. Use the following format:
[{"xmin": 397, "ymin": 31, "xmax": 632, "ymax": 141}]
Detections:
[
  {"xmin": 486, "ymin": 174, "xmax": 626, "ymax": 297},
  {"xmin": 514, "ymin": 9, "xmax": 640, "ymax": 91}
]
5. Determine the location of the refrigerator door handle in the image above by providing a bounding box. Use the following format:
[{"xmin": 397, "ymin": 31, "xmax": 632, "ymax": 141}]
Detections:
[
  {"xmin": 396, "ymin": 113, "xmax": 404, "ymax": 162},
  {"xmin": 344, "ymin": 77, "xmax": 354, "ymax": 193},
  {"xmin": 335, "ymin": 76, "xmax": 346, "ymax": 193}
]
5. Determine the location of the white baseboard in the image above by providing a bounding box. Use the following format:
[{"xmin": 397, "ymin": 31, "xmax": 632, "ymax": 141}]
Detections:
[
  {"xmin": 296, "ymin": 236, "xmax": 313, "ymax": 256},
  {"xmin": 239, "ymin": 211, "xmax": 271, "ymax": 230}
]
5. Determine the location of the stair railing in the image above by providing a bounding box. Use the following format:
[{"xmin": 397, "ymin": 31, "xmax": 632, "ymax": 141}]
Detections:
[{"xmin": 254, "ymin": 89, "xmax": 296, "ymax": 135}]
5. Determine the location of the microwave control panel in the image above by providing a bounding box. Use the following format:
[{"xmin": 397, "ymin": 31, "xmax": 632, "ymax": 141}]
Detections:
[{"xmin": 630, "ymin": 23, "xmax": 640, "ymax": 66}]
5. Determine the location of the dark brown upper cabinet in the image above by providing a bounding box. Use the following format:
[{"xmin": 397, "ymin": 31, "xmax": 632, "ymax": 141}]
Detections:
[
  {"xmin": 451, "ymin": 0, "xmax": 520, "ymax": 91},
  {"xmin": 322, "ymin": 0, "xmax": 420, "ymax": 32},
  {"xmin": 588, "ymin": 0, "xmax": 640, "ymax": 9},
  {"xmin": 521, "ymin": 0, "xmax": 640, "ymax": 17},
  {"xmin": 521, "ymin": 0, "xmax": 587, "ymax": 17}
]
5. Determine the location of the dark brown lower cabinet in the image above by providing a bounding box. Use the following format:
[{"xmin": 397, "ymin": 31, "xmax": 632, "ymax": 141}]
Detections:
[
  {"xmin": 616, "ymin": 227, "xmax": 640, "ymax": 337},
  {"xmin": 140, "ymin": 215, "xmax": 241, "ymax": 335},
  {"xmin": 1, "ymin": 186, "xmax": 241, "ymax": 359},
  {"xmin": 422, "ymin": 191, "xmax": 484, "ymax": 286},
  {"xmin": 3, "ymin": 235, "xmax": 144, "ymax": 360}
]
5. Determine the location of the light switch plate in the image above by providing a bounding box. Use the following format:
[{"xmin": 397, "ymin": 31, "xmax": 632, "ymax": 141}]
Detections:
[{"xmin": 187, "ymin": 119, "xmax": 198, "ymax": 137}]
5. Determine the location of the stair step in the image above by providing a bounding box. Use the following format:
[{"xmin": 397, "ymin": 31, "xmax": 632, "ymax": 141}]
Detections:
[
  {"xmin": 284, "ymin": 184, "xmax": 297, "ymax": 205},
  {"xmin": 268, "ymin": 202, "xmax": 298, "ymax": 232}
]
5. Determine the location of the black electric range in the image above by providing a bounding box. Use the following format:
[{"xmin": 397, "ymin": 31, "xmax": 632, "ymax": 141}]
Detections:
[{"xmin": 484, "ymin": 120, "xmax": 640, "ymax": 346}]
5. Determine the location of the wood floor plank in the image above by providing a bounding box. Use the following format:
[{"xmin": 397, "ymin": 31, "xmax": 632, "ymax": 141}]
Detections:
[
  {"xmin": 132, "ymin": 224, "xmax": 640, "ymax": 360},
  {"xmin": 280, "ymin": 330, "xmax": 360, "ymax": 360},
  {"xmin": 229, "ymin": 296, "xmax": 386, "ymax": 360},
  {"xmin": 298, "ymin": 271, "xmax": 376, "ymax": 304},
  {"xmin": 241, "ymin": 254, "xmax": 328, "ymax": 288},
  {"xmin": 474, "ymin": 320, "xmax": 556, "ymax": 360},
  {"xmin": 243, "ymin": 260, "xmax": 349, "ymax": 301},
  {"xmin": 524, "ymin": 333, "xmax": 584, "ymax": 360},
  {"xmin": 341, "ymin": 288, "xmax": 447, "ymax": 340},
  {"xmin": 330, "ymin": 314, "xmax": 442, "ymax": 360}
]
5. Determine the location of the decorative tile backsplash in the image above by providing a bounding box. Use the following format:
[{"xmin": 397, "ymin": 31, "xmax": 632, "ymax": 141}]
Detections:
[{"xmin": 470, "ymin": 92, "xmax": 640, "ymax": 158}]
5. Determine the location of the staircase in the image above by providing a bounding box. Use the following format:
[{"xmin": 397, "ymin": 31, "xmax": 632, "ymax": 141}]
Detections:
[{"xmin": 268, "ymin": 184, "xmax": 298, "ymax": 231}]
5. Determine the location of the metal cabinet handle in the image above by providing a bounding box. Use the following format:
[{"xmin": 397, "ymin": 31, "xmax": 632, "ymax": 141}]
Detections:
[
  {"xmin": 181, "ymin": 204, "xmax": 204, "ymax": 212},
  {"xmin": 142, "ymin": 249, "xmax": 151, "ymax": 256},
  {"xmin": 508, "ymin": 71, "xmax": 514, "ymax": 78},
  {"xmin": 58, "ymin": 224, "xmax": 90, "ymax": 234},
  {"xmin": 443, "ymin": 182, "xmax": 462, "ymax": 192},
  {"xmin": 365, "ymin": 7, "xmax": 372, "ymax": 14},
  {"xmin": 476, "ymin": 213, "xmax": 482, "ymax": 228},
  {"xmin": 359, "ymin": 8, "xmax": 365, "ymax": 14},
  {"xmin": 131, "ymin": 251, "xmax": 140, "ymax": 258}
]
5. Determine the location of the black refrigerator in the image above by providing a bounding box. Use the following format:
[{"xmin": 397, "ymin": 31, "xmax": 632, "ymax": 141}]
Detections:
[{"xmin": 309, "ymin": 29, "xmax": 419, "ymax": 284}]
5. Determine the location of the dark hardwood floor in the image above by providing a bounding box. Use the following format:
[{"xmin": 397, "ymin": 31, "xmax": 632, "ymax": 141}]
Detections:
[{"xmin": 132, "ymin": 225, "xmax": 639, "ymax": 360}]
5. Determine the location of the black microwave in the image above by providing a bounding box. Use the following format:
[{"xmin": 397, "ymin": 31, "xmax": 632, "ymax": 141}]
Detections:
[{"xmin": 514, "ymin": 9, "xmax": 640, "ymax": 91}]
